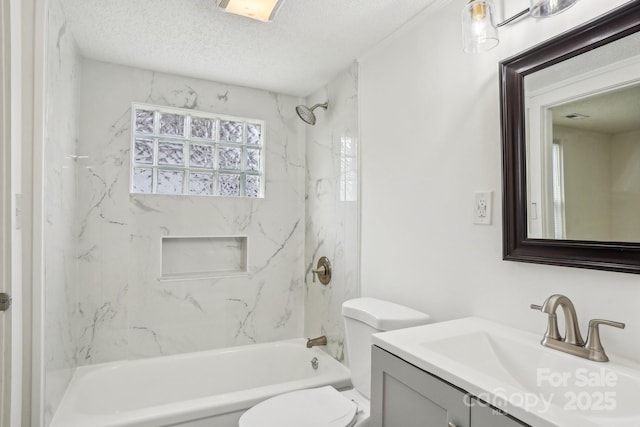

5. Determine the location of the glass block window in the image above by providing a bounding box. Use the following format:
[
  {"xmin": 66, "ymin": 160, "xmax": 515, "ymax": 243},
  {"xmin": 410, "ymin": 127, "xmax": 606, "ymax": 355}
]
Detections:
[{"xmin": 131, "ymin": 104, "xmax": 265, "ymax": 198}]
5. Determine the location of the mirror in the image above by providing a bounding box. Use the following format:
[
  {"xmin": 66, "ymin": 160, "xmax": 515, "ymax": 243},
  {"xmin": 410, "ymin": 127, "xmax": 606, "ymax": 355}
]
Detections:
[
  {"xmin": 525, "ymin": 32, "xmax": 640, "ymax": 243},
  {"xmin": 500, "ymin": 2, "xmax": 640, "ymax": 274}
]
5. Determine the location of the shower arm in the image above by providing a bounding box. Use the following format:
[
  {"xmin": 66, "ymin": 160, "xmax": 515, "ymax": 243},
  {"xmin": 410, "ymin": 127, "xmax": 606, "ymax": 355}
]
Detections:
[{"xmin": 309, "ymin": 102, "xmax": 328, "ymax": 112}]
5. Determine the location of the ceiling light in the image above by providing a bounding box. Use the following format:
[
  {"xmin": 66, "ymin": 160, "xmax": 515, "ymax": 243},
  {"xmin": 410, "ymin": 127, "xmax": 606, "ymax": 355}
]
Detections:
[
  {"xmin": 462, "ymin": 0, "xmax": 579, "ymax": 53},
  {"xmin": 218, "ymin": 0, "xmax": 286, "ymax": 22}
]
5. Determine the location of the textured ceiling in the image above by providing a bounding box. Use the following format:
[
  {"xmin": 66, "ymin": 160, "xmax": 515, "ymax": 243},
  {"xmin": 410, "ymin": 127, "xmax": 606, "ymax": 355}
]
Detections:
[
  {"xmin": 59, "ymin": 0, "xmax": 439, "ymax": 96},
  {"xmin": 552, "ymin": 85, "xmax": 640, "ymax": 135}
]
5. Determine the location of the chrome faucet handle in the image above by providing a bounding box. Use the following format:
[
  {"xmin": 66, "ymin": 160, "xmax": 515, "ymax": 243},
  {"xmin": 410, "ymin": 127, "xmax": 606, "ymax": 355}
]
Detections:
[{"xmin": 586, "ymin": 319, "xmax": 625, "ymax": 362}]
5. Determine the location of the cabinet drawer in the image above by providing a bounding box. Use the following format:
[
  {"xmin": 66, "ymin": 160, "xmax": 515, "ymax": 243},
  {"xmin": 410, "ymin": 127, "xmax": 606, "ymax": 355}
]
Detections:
[{"xmin": 471, "ymin": 401, "xmax": 530, "ymax": 427}]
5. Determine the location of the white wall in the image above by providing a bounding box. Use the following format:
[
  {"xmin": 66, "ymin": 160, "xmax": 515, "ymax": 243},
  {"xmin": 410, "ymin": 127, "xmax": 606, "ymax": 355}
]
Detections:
[
  {"xmin": 611, "ymin": 130, "xmax": 640, "ymax": 242},
  {"xmin": 304, "ymin": 64, "xmax": 359, "ymax": 362},
  {"xmin": 554, "ymin": 125, "xmax": 612, "ymax": 241},
  {"xmin": 359, "ymin": 0, "xmax": 640, "ymax": 362}
]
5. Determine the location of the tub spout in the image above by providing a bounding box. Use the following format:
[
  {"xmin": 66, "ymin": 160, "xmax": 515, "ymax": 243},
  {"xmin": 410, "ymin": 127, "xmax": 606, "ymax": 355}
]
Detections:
[{"xmin": 306, "ymin": 336, "xmax": 327, "ymax": 348}]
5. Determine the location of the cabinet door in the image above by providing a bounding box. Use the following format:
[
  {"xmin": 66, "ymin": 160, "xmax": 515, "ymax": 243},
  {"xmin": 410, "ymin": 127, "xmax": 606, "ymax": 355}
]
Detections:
[
  {"xmin": 471, "ymin": 399, "xmax": 530, "ymax": 427},
  {"xmin": 371, "ymin": 346, "xmax": 469, "ymax": 427}
]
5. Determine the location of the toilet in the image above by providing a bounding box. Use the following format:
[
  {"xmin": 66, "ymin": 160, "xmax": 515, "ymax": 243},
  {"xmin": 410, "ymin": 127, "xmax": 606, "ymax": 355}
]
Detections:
[{"xmin": 239, "ymin": 297, "xmax": 431, "ymax": 427}]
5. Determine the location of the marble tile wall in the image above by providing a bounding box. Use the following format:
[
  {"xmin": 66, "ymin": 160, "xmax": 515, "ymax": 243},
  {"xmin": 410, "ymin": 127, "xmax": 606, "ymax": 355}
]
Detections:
[
  {"xmin": 43, "ymin": 6, "xmax": 355, "ymax": 421},
  {"xmin": 43, "ymin": 0, "xmax": 81, "ymax": 423},
  {"xmin": 304, "ymin": 64, "xmax": 360, "ymax": 363},
  {"xmin": 74, "ymin": 59, "xmax": 306, "ymax": 364}
]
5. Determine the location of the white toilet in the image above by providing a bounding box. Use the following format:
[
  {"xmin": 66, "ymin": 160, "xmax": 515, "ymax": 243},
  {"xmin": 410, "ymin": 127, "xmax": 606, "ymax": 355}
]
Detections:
[{"xmin": 239, "ymin": 297, "xmax": 430, "ymax": 427}]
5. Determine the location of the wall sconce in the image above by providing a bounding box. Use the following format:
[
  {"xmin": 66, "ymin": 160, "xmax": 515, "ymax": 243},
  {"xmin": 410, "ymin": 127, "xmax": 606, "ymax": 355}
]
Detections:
[{"xmin": 462, "ymin": 0, "xmax": 579, "ymax": 53}]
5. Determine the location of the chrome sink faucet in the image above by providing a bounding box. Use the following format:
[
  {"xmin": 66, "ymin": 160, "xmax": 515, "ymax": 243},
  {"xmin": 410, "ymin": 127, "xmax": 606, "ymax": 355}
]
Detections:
[{"xmin": 531, "ymin": 294, "xmax": 625, "ymax": 362}]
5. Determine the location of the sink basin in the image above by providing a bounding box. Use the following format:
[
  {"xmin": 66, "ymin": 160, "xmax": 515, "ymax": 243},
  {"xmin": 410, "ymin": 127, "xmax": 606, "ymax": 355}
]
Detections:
[{"xmin": 372, "ymin": 317, "xmax": 640, "ymax": 427}]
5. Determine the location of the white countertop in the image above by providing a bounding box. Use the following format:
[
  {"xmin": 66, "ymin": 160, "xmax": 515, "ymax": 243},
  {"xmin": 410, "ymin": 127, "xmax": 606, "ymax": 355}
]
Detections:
[{"xmin": 372, "ymin": 317, "xmax": 640, "ymax": 427}]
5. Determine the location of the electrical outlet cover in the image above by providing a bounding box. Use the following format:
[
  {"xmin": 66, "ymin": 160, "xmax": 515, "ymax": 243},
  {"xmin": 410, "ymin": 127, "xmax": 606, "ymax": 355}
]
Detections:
[{"xmin": 473, "ymin": 191, "xmax": 492, "ymax": 225}]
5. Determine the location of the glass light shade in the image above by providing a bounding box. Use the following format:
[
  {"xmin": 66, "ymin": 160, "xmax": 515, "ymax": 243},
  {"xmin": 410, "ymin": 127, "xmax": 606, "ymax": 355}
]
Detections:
[
  {"xmin": 530, "ymin": 0, "xmax": 578, "ymax": 18},
  {"xmin": 462, "ymin": 0, "xmax": 499, "ymax": 53},
  {"xmin": 218, "ymin": 0, "xmax": 285, "ymax": 22}
]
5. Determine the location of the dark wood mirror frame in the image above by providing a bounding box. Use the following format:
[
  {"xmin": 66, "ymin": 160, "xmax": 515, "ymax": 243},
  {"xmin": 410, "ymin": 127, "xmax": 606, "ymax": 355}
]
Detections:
[{"xmin": 500, "ymin": 2, "xmax": 640, "ymax": 275}]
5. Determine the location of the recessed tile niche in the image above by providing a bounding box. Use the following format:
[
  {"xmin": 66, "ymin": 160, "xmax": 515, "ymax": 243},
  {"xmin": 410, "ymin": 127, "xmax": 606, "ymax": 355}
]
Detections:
[{"xmin": 161, "ymin": 236, "xmax": 248, "ymax": 280}]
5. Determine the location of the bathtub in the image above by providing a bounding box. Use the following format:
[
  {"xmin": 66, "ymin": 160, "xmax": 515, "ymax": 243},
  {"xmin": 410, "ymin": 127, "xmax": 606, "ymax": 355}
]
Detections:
[{"xmin": 50, "ymin": 338, "xmax": 352, "ymax": 427}]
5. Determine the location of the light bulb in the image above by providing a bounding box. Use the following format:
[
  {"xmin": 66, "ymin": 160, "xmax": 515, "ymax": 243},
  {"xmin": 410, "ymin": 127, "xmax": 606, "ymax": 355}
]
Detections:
[{"xmin": 462, "ymin": 0, "xmax": 499, "ymax": 53}]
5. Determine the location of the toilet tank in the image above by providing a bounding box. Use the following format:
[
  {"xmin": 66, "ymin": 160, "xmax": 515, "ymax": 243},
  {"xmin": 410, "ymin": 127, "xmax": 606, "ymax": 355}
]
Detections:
[{"xmin": 341, "ymin": 298, "xmax": 430, "ymax": 399}]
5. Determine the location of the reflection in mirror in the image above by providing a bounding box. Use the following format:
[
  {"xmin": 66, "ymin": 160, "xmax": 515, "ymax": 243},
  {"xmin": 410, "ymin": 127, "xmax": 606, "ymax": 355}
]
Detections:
[
  {"xmin": 524, "ymin": 31, "xmax": 640, "ymax": 243},
  {"xmin": 501, "ymin": 1, "xmax": 640, "ymax": 274}
]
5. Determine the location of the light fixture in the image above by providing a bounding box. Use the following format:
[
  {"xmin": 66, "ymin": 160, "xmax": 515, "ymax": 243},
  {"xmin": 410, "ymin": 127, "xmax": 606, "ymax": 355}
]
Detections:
[
  {"xmin": 217, "ymin": 0, "xmax": 286, "ymax": 22},
  {"xmin": 462, "ymin": 0, "xmax": 579, "ymax": 53},
  {"xmin": 530, "ymin": 0, "xmax": 578, "ymax": 18},
  {"xmin": 462, "ymin": 0, "xmax": 499, "ymax": 53}
]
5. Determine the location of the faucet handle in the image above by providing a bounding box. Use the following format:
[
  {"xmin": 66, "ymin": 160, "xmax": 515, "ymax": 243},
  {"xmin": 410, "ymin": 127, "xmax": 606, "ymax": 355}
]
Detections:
[
  {"xmin": 590, "ymin": 319, "xmax": 626, "ymax": 330},
  {"xmin": 530, "ymin": 304, "xmax": 543, "ymax": 311},
  {"xmin": 310, "ymin": 257, "xmax": 332, "ymax": 285},
  {"xmin": 586, "ymin": 319, "xmax": 626, "ymax": 362}
]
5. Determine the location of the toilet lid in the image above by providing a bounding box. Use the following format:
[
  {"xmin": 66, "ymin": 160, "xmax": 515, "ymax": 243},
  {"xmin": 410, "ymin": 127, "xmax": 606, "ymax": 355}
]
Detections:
[{"xmin": 239, "ymin": 386, "xmax": 358, "ymax": 427}]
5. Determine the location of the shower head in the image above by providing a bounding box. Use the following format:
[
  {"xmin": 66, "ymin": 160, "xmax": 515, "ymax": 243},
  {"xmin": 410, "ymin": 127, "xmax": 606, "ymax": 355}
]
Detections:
[{"xmin": 295, "ymin": 102, "xmax": 328, "ymax": 125}]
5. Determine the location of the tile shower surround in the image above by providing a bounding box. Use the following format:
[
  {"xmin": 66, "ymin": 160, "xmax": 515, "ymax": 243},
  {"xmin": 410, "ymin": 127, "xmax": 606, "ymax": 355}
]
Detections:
[
  {"xmin": 74, "ymin": 58, "xmax": 306, "ymax": 365},
  {"xmin": 44, "ymin": 4, "xmax": 360, "ymax": 424},
  {"xmin": 304, "ymin": 64, "xmax": 360, "ymax": 363},
  {"xmin": 44, "ymin": 43, "xmax": 306, "ymax": 426},
  {"xmin": 43, "ymin": 0, "xmax": 81, "ymax": 423}
]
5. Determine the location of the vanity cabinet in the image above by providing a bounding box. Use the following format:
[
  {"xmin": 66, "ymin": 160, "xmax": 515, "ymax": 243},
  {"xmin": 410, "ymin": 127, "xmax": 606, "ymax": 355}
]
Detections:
[
  {"xmin": 471, "ymin": 403, "xmax": 528, "ymax": 427},
  {"xmin": 371, "ymin": 346, "xmax": 530, "ymax": 427}
]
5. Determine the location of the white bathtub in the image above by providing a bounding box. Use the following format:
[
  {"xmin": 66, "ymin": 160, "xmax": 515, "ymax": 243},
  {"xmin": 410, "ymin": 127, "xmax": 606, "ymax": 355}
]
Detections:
[{"xmin": 50, "ymin": 339, "xmax": 352, "ymax": 427}]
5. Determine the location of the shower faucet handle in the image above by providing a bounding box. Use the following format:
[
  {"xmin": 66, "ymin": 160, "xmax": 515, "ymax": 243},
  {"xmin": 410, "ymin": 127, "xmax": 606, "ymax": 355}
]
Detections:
[
  {"xmin": 311, "ymin": 256, "xmax": 332, "ymax": 285},
  {"xmin": 311, "ymin": 268, "xmax": 323, "ymax": 283}
]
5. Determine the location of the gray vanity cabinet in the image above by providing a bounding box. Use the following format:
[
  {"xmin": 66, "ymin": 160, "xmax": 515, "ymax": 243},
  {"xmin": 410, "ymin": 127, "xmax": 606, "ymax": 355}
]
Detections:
[
  {"xmin": 371, "ymin": 345, "xmax": 468, "ymax": 427},
  {"xmin": 371, "ymin": 346, "xmax": 530, "ymax": 427}
]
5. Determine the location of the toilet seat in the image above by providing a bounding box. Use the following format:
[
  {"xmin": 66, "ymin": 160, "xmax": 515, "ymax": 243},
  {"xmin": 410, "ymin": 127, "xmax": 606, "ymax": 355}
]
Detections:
[{"xmin": 239, "ymin": 386, "xmax": 358, "ymax": 427}]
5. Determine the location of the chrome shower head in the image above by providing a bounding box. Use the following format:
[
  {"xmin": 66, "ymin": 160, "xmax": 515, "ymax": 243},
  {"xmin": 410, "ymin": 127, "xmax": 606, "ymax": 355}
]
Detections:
[{"xmin": 295, "ymin": 102, "xmax": 328, "ymax": 125}]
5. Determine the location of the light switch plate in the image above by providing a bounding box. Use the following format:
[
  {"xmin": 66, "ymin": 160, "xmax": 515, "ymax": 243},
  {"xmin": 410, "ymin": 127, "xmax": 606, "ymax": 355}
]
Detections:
[{"xmin": 473, "ymin": 191, "xmax": 492, "ymax": 225}]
